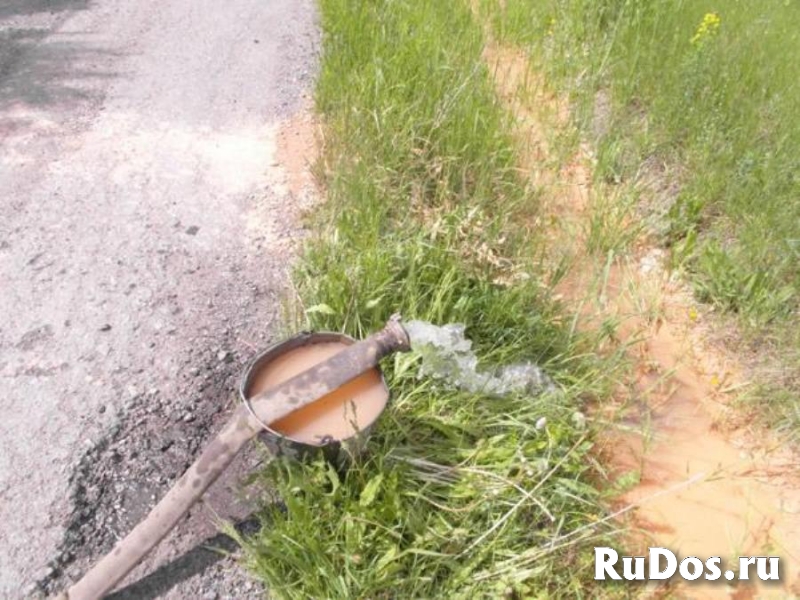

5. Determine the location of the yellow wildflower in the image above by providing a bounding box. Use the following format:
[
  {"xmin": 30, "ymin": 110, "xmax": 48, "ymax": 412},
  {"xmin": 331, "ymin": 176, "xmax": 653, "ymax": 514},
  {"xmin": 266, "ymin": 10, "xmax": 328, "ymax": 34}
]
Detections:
[{"xmin": 691, "ymin": 12, "xmax": 721, "ymax": 46}]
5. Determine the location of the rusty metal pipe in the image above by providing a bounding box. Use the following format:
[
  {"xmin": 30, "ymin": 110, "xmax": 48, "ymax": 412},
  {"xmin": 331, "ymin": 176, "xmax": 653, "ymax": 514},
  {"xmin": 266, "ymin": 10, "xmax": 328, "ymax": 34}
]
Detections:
[{"xmin": 57, "ymin": 316, "xmax": 410, "ymax": 600}]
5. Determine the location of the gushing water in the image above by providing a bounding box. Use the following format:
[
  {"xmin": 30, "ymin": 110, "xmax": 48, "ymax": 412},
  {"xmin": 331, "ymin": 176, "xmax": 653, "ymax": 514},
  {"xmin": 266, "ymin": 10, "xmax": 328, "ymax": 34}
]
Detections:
[{"xmin": 404, "ymin": 320, "xmax": 553, "ymax": 396}]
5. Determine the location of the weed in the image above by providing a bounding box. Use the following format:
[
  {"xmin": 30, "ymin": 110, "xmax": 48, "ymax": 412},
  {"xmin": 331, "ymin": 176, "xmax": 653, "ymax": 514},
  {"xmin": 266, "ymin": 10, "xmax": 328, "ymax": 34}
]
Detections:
[
  {"xmin": 585, "ymin": 188, "xmax": 641, "ymax": 256},
  {"xmin": 238, "ymin": 0, "xmax": 623, "ymax": 597},
  {"xmin": 489, "ymin": 0, "xmax": 800, "ymax": 433}
]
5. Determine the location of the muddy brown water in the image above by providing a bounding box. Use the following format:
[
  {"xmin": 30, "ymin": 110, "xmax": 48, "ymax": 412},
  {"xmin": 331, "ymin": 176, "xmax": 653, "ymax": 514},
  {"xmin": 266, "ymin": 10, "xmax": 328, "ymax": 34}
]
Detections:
[
  {"xmin": 602, "ymin": 281, "xmax": 800, "ymax": 599},
  {"xmin": 246, "ymin": 341, "xmax": 389, "ymax": 445},
  {"xmin": 478, "ymin": 31, "xmax": 800, "ymax": 599}
]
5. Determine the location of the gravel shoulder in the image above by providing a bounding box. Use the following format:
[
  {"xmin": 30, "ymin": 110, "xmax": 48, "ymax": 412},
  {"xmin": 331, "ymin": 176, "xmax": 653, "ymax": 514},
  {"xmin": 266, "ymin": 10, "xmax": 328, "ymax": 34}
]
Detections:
[{"xmin": 0, "ymin": 1, "xmax": 318, "ymax": 597}]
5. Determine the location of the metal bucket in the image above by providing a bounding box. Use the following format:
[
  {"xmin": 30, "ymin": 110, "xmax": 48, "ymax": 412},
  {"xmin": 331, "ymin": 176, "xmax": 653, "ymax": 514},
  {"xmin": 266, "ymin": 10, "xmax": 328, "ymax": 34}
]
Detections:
[{"xmin": 239, "ymin": 331, "xmax": 391, "ymax": 460}]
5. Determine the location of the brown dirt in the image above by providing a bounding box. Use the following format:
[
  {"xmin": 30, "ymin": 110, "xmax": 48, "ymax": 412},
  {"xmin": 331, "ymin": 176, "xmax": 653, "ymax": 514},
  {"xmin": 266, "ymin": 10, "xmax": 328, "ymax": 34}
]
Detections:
[
  {"xmin": 276, "ymin": 96, "xmax": 321, "ymax": 208},
  {"xmin": 481, "ymin": 34, "xmax": 800, "ymax": 599}
]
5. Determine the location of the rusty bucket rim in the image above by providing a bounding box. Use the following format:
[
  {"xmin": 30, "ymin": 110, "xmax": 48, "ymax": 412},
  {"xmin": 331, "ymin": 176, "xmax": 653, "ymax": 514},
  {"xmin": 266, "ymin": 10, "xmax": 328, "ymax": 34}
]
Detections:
[{"xmin": 238, "ymin": 330, "xmax": 390, "ymax": 448}]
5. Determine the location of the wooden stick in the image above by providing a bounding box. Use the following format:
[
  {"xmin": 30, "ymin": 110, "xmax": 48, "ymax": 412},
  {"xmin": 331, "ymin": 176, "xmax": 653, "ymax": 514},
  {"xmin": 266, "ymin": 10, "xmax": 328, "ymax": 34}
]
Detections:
[{"xmin": 57, "ymin": 317, "xmax": 409, "ymax": 600}]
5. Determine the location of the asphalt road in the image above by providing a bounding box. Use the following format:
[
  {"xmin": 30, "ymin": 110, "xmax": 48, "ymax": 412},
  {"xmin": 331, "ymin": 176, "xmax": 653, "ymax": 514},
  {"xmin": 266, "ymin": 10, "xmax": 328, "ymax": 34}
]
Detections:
[{"xmin": 0, "ymin": 1, "xmax": 317, "ymax": 597}]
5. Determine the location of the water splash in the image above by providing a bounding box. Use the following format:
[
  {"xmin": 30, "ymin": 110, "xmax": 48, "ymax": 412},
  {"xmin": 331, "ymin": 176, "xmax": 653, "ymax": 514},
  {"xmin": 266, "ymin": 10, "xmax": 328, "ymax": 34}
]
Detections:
[{"xmin": 404, "ymin": 320, "xmax": 554, "ymax": 396}]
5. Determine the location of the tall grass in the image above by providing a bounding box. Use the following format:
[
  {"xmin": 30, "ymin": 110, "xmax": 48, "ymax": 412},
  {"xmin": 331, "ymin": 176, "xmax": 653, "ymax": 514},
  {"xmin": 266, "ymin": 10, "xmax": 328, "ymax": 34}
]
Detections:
[
  {"xmin": 489, "ymin": 0, "xmax": 800, "ymax": 432},
  {"xmin": 237, "ymin": 0, "xmax": 623, "ymax": 597}
]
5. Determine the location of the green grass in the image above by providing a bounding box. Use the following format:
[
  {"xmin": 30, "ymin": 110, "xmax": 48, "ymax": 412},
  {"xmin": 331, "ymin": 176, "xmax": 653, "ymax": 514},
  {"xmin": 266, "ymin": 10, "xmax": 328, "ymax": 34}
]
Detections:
[
  {"xmin": 486, "ymin": 0, "xmax": 800, "ymax": 434},
  {"xmin": 235, "ymin": 0, "xmax": 626, "ymax": 597}
]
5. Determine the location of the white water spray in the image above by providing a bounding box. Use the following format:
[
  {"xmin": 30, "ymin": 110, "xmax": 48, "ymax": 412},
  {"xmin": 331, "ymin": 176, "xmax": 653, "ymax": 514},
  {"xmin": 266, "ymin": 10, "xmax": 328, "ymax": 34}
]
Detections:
[{"xmin": 404, "ymin": 320, "xmax": 554, "ymax": 396}]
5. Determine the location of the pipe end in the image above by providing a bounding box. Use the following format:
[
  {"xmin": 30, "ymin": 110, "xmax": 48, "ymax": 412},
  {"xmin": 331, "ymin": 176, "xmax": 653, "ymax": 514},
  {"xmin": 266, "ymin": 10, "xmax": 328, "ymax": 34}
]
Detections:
[{"xmin": 384, "ymin": 313, "xmax": 411, "ymax": 353}]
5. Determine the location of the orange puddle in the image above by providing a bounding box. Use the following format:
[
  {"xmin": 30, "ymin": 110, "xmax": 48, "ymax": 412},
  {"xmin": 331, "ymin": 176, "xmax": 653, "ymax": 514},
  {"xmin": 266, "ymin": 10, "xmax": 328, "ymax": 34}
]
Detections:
[
  {"xmin": 602, "ymin": 271, "xmax": 800, "ymax": 598},
  {"xmin": 481, "ymin": 35, "xmax": 800, "ymax": 598}
]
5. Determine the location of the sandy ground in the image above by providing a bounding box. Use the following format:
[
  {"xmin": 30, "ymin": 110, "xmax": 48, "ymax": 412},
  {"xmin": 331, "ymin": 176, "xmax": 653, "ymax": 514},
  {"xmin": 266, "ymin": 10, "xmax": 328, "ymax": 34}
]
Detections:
[{"xmin": 0, "ymin": 0, "xmax": 318, "ymax": 597}]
